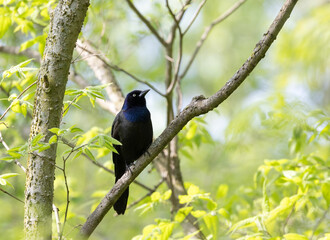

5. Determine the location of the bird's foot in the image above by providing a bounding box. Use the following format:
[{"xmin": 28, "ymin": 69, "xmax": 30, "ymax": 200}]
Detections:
[
  {"xmin": 145, "ymin": 150, "xmax": 151, "ymax": 157},
  {"xmin": 126, "ymin": 162, "xmax": 134, "ymax": 174}
]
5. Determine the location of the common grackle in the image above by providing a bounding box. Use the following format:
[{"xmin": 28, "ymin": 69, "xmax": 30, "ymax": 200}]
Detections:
[{"xmin": 111, "ymin": 89, "xmax": 153, "ymax": 215}]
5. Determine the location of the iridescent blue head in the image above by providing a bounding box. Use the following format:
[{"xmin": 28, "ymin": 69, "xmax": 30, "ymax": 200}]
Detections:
[{"xmin": 122, "ymin": 89, "xmax": 151, "ymax": 122}]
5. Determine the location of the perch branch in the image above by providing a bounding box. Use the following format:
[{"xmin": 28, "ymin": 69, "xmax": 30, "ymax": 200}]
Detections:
[{"xmin": 78, "ymin": 0, "xmax": 299, "ymax": 238}]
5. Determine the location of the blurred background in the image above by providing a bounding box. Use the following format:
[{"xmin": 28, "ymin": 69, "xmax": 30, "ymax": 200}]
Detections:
[{"xmin": 0, "ymin": 0, "xmax": 329, "ymax": 239}]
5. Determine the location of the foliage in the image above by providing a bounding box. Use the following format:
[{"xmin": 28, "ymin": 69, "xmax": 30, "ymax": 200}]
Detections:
[
  {"xmin": 132, "ymin": 108, "xmax": 330, "ymax": 240},
  {"xmin": 0, "ymin": 0, "xmax": 329, "ymax": 240}
]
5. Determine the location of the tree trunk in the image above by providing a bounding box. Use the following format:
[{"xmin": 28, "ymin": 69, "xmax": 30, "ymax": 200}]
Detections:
[{"xmin": 24, "ymin": 1, "xmax": 90, "ymax": 239}]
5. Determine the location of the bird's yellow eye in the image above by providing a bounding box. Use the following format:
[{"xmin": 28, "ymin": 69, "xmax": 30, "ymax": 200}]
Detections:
[{"xmin": 132, "ymin": 94, "xmax": 136, "ymax": 97}]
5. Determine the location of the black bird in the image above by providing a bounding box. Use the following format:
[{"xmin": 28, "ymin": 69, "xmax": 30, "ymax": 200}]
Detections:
[{"xmin": 111, "ymin": 89, "xmax": 153, "ymax": 215}]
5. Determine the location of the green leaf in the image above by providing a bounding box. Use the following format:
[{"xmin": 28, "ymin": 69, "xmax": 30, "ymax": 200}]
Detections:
[
  {"xmin": 216, "ymin": 184, "xmax": 228, "ymax": 199},
  {"xmin": 203, "ymin": 213, "xmax": 218, "ymax": 239},
  {"xmin": 186, "ymin": 123, "xmax": 197, "ymax": 140},
  {"xmin": 83, "ymin": 147, "xmax": 95, "ymax": 161},
  {"xmin": 104, "ymin": 135, "xmax": 122, "ymax": 145},
  {"xmin": 72, "ymin": 150, "xmax": 82, "ymax": 160},
  {"xmin": 284, "ymin": 233, "xmax": 308, "ymax": 240},
  {"xmin": 65, "ymin": 89, "xmax": 82, "ymax": 96},
  {"xmin": 218, "ymin": 208, "xmax": 229, "ymax": 219},
  {"xmin": 48, "ymin": 128, "xmax": 61, "ymax": 135},
  {"xmin": 0, "ymin": 178, "xmax": 6, "ymax": 185},
  {"xmin": 322, "ymin": 182, "xmax": 330, "ymax": 207},
  {"xmin": 187, "ymin": 184, "xmax": 200, "ymax": 196},
  {"xmin": 174, "ymin": 206, "xmax": 193, "ymax": 223},
  {"xmin": 7, "ymin": 150, "xmax": 23, "ymax": 158},
  {"xmin": 151, "ymin": 192, "xmax": 161, "ymax": 202},
  {"xmin": 0, "ymin": 173, "xmax": 19, "ymax": 179},
  {"xmin": 158, "ymin": 222, "xmax": 174, "ymax": 240},
  {"xmin": 162, "ymin": 190, "xmax": 172, "ymax": 201},
  {"xmin": 11, "ymin": 99, "xmax": 21, "ymax": 114},
  {"xmin": 70, "ymin": 127, "xmax": 83, "ymax": 133},
  {"xmin": 228, "ymin": 216, "xmax": 257, "ymax": 234},
  {"xmin": 36, "ymin": 144, "xmax": 50, "ymax": 153},
  {"xmin": 21, "ymin": 103, "xmax": 27, "ymax": 117},
  {"xmin": 31, "ymin": 133, "xmax": 44, "ymax": 146},
  {"xmin": 262, "ymin": 179, "xmax": 270, "ymax": 214},
  {"xmin": 191, "ymin": 210, "xmax": 206, "ymax": 218},
  {"xmin": 48, "ymin": 135, "xmax": 57, "ymax": 145},
  {"xmin": 199, "ymin": 195, "xmax": 217, "ymax": 211},
  {"xmin": 179, "ymin": 195, "xmax": 193, "ymax": 204},
  {"xmin": 0, "ymin": 16, "xmax": 11, "ymax": 39}
]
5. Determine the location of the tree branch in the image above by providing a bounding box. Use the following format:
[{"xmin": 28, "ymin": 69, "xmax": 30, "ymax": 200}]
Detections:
[
  {"xmin": 75, "ymin": 40, "xmax": 165, "ymax": 97},
  {"xmin": 165, "ymin": 0, "xmax": 184, "ymax": 96},
  {"xmin": 78, "ymin": 0, "xmax": 299, "ymax": 238},
  {"xmin": 0, "ymin": 187, "xmax": 24, "ymax": 203},
  {"xmin": 126, "ymin": 0, "xmax": 167, "ymax": 47},
  {"xmin": 0, "ymin": 45, "xmax": 41, "ymax": 62},
  {"xmin": 183, "ymin": 0, "xmax": 208, "ymax": 35},
  {"xmin": 0, "ymin": 81, "xmax": 37, "ymax": 121},
  {"xmin": 75, "ymin": 40, "xmax": 124, "ymax": 113},
  {"xmin": 180, "ymin": 0, "xmax": 248, "ymax": 80}
]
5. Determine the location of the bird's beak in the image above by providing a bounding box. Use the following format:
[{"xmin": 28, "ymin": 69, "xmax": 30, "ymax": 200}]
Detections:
[{"xmin": 139, "ymin": 89, "xmax": 150, "ymax": 97}]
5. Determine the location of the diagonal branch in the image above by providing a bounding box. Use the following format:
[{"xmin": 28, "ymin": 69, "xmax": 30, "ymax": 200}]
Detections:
[
  {"xmin": 183, "ymin": 0, "xmax": 208, "ymax": 35},
  {"xmin": 75, "ymin": 41, "xmax": 165, "ymax": 97},
  {"xmin": 180, "ymin": 0, "xmax": 248, "ymax": 80},
  {"xmin": 75, "ymin": 40, "xmax": 124, "ymax": 113},
  {"xmin": 126, "ymin": 0, "xmax": 167, "ymax": 47},
  {"xmin": 78, "ymin": 0, "xmax": 299, "ymax": 238}
]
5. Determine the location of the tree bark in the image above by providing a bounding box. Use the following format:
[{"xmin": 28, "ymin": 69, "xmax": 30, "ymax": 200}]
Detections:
[
  {"xmin": 24, "ymin": 0, "xmax": 90, "ymax": 239},
  {"xmin": 78, "ymin": 0, "xmax": 299, "ymax": 238}
]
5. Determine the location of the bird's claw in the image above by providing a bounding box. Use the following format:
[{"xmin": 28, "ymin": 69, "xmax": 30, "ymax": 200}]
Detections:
[{"xmin": 126, "ymin": 162, "xmax": 135, "ymax": 174}]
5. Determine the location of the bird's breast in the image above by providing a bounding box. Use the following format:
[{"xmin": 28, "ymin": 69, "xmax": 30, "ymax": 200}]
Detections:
[{"xmin": 123, "ymin": 107, "xmax": 150, "ymax": 123}]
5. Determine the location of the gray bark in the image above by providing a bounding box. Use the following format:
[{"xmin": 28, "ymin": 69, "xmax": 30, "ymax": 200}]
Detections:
[{"xmin": 24, "ymin": 0, "xmax": 90, "ymax": 239}]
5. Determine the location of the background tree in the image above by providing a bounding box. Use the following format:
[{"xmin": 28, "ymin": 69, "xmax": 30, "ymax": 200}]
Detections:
[{"xmin": 0, "ymin": 0, "xmax": 329, "ymax": 239}]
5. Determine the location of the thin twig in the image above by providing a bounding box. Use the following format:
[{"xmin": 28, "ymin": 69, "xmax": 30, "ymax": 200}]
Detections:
[
  {"xmin": 183, "ymin": 0, "xmax": 208, "ymax": 35},
  {"xmin": 282, "ymin": 203, "xmax": 296, "ymax": 234},
  {"xmin": 0, "ymin": 187, "xmax": 24, "ymax": 203},
  {"xmin": 59, "ymin": 147, "xmax": 73, "ymax": 239},
  {"xmin": 0, "ymin": 81, "xmax": 37, "ymax": 121},
  {"xmin": 76, "ymin": 42, "xmax": 165, "ymax": 97},
  {"xmin": 127, "ymin": 178, "xmax": 165, "ymax": 209},
  {"xmin": 60, "ymin": 137, "xmax": 154, "ymax": 192},
  {"xmin": 0, "ymin": 131, "xmax": 26, "ymax": 172},
  {"xmin": 176, "ymin": 82, "xmax": 183, "ymax": 113},
  {"xmin": 311, "ymin": 205, "xmax": 330, "ymax": 240},
  {"xmin": 108, "ymin": 63, "xmax": 165, "ymax": 97},
  {"xmin": 53, "ymin": 204, "xmax": 62, "ymax": 240},
  {"xmin": 62, "ymin": 93, "xmax": 83, "ymax": 116},
  {"xmin": 166, "ymin": 0, "xmax": 184, "ymax": 95},
  {"xmin": 180, "ymin": 0, "xmax": 248, "ymax": 80},
  {"xmin": 126, "ymin": 0, "xmax": 167, "ymax": 47}
]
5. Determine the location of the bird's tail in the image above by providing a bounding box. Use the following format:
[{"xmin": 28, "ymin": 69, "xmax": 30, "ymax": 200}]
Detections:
[
  {"xmin": 114, "ymin": 187, "xmax": 129, "ymax": 215},
  {"xmin": 113, "ymin": 158, "xmax": 129, "ymax": 215}
]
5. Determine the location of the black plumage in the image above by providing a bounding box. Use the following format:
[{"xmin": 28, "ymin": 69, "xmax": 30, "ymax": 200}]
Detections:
[{"xmin": 111, "ymin": 89, "xmax": 153, "ymax": 215}]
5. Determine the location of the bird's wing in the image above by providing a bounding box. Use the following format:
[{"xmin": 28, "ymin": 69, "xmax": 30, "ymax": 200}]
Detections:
[
  {"xmin": 111, "ymin": 112, "xmax": 123, "ymax": 167},
  {"xmin": 111, "ymin": 113, "xmax": 121, "ymax": 140}
]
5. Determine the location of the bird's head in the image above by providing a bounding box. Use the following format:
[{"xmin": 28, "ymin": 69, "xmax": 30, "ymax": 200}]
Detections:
[{"xmin": 122, "ymin": 89, "xmax": 150, "ymax": 110}]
